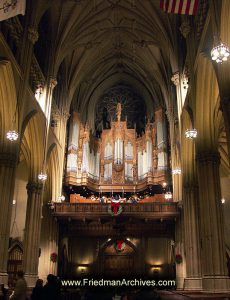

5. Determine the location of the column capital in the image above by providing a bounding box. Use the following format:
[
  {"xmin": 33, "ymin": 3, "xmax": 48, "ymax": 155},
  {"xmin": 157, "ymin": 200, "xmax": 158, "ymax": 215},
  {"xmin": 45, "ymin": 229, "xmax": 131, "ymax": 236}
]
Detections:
[
  {"xmin": 28, "ymin": 27, "xmax": 39, "ymax": 44},
  {"xmin": 180, "ymin": 19, "xmax": 191, "ymax": 38},
  {"xmin": 0, "ymin": 152, "xmax": 17, "ymax": 167},
  {"xmin": 26, "ymin": 181, "xmax": 43, "ymax": 195},
  {"xmin": 196, "ymin": 151, "xmax": 220, "ymax": 165},
  {"xmin": 62, "ymin": 110, "xmax": 70, "ymax": 121},
  {"xmin": 171, "ymin": 71, "xmax": 180, "ymax": 86},
  {"xmin": 49, "ymin": 77, "xmax": 58, "ymax": 89}
]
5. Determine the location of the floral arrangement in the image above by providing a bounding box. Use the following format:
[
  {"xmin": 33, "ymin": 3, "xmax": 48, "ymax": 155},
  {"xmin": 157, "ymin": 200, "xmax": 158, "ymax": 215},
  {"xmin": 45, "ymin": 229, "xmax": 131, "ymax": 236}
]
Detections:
[
  {"xmin": 175, "ymin": 254, "xmax": 182, "ymax": 264},
  {"xmin": 50, "ymin": 252, "xmax": 58, "ymax": 263}
]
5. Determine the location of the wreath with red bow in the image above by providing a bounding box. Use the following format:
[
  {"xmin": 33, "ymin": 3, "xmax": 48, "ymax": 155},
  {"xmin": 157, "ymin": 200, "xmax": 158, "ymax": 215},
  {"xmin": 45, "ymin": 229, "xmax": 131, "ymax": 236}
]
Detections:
[
  {"xmin": 114, "ymin": 240, "xmax": 126, "ymax": 252},
  {"xmin": 175, "ymin": 254, "xmax": 182, "ymax": 264},
  {"xmin": 50, "ymin": 252, "xmax": 58, "ymax": 263},
  {"xmin": 108, "ymin": 201, "xmax": 123, "ymax": 216}
]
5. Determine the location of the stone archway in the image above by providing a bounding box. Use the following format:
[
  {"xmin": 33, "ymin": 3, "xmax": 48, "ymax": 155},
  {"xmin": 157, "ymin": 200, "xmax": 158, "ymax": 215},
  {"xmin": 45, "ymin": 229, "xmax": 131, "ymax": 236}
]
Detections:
[{"xmin": 98, "ymin": 238, "xmax": 138, "ymax": 278}]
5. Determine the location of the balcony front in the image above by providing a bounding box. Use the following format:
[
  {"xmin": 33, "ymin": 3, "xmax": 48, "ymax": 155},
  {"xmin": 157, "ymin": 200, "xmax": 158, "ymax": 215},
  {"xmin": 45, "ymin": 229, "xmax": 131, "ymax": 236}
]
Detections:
[{"xmin": 52, "ymin": 202, "xmax": 179, "ymax": 220}]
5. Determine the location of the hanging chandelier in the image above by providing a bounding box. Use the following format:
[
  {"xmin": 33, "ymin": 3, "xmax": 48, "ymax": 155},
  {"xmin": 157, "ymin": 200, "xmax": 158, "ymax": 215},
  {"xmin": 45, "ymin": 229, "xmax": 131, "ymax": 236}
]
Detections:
[
  {"xmin": 58, "ymin": 195, "xmax": 65, "ymax": 202},
  {"xmin": 172, "ymin": 168, "xmax": 181, "ymax": 175},
  {"xmin": 165, "ymin": 192, "xmax": 172, "ymax": 200},
  {"xmin": 38, "ymin": 172, "xmax": 47, "ymax": 181},
  {"xmin": 211, "ymin": 41, "xmax": 230, "ymax": 63},
  {"xmin": 6, "ymin": 130, "xmax": 19, "ymax": 141},
  {"xmin": 185, "ymin": 128, "xmax": 197, "ymax": 139}
]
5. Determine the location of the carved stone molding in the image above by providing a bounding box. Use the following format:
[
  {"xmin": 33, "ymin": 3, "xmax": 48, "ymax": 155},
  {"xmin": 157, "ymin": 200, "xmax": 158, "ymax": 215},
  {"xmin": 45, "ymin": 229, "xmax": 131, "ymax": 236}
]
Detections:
[
  {"xmin": 0, "ymin": 152, "xmax": 17, "ymax": 167},
  {"xmin": 171, "ymin": 71, "xmax": 180, "ymax": 86},
  {"xmin": 26, "ymin": 181, "xmax": 43, "ymax": 195},
  {"xmin": 28, "ymin": 27, "xmax": 39, "ymax": 44},
  {"xmin": 49, "ymin": 77, "xmax": 58, "ymax": 89},
  {"xmin": 180, "ymin": 20, "xmax": 191, "ymax": 38}
]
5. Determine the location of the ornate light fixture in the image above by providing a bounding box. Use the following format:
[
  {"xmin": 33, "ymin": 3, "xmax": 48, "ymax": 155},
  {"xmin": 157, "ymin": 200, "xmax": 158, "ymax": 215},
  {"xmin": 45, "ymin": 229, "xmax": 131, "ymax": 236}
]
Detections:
[
  {"xmin": 185, "ymin": 128, "xmax": 197, "ymax": 139},
  {"xmin": 48, "ymin": 201, "xmax": 55, "ymax": 210},
  {"xmin": 221, "ymin": 198, "xmax": 225, "ymax": 204},
  {"xmin": 6, "ymin": 130, "xmax": 19, "ymax": 141},
  {"xmin": 211, "ymin": 41, "xmax": 230, "ymax": 63},
  {"xmin": 58, "ymin": 195, "xmax": 65, "ymax": 202},
  {"xmin": 172, "ymin": 168, "xmax": 181, "ymax": 175},
  {"xmin": 38, "ymin": 172, "xmax": 47, "ymax": 181},
  {"xmin": 165, "ymin": 192, "xmax": 172, "ymax": 200},
  {"xmin": 162, "ymin": 182, "xmax": 167, "ymax": 188}
]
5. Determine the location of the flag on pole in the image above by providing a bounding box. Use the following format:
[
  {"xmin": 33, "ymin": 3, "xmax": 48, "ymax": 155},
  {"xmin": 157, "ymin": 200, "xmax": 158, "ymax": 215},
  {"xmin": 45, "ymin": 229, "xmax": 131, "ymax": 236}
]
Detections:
[
  {"xmin": 160, "ymin": 0, "xmax": 199, "ymax": 16},
  {"xmin": 0, "ymin": 0, "xmax": 26, "ymax": 21}
]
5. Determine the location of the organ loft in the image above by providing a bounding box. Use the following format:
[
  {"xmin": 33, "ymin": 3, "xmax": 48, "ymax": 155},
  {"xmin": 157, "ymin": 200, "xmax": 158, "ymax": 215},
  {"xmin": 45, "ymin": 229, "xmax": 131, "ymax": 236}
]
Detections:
[{"xmin": 65, "ymin": 102, "xmax": 168, "ymax": 194}]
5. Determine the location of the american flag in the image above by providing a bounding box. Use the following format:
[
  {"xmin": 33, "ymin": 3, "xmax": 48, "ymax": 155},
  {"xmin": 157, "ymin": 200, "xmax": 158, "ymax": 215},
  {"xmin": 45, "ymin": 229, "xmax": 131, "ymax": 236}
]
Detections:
[{"xmin": 160, "ymin": 0, "xmax": 199, "ymax": 16}]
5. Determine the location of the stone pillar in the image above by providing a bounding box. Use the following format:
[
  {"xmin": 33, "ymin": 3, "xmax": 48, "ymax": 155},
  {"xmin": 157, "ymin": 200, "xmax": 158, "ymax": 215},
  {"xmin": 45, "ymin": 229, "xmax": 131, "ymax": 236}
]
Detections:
[
  {"xmin": 38, "ymin": 207, "xmax": 59, "ymax": 281},
  {"xmin": 0, "ymin": 152, "xmax": 17, "ymax": 286},
  {"xmin": 183, "ymin": 184, "xmax": 202, "ymax": 290},
  {"xmin": 23, "ymin": 181, "xmax": 43, "ymax": 287},
  {"xmin": 175, "ymin": 211, "xmax": 186, "ymax": 290},
  {"xmin": 170, "ymin": 76, "xmax": 182, "ymax": 202},
  {"xmin": 51, "ymin": 108, "xmax": 70, "ymax": 199},
  {"xmin": 196, "ymin": 152, "xmax": 230, "ymax": 292}
]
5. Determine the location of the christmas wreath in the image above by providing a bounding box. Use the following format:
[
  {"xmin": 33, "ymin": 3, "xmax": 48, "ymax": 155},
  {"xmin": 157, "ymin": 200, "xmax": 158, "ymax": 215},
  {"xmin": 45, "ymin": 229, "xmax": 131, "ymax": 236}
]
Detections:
[
  {"xmin": 175, "ymin": 254, "xmax": 182, "ymax": 264},
  {"xmin": 114, "ymin": 240, "xmax": 126, "ymax": 252},
  {"xmin": 108, "ymin": 201, "xmax": 123, "ymax": 216},
  {"xmin": 50, "ymin": 252, "xmax": 58, "ymax": 263}
]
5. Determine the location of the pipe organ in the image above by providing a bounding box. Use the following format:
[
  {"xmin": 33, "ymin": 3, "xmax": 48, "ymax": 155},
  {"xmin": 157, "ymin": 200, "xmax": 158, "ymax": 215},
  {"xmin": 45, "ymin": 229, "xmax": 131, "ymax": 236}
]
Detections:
[{"xmin": 65, "ymin": 106, "xmax": 168, "ymax": 192}]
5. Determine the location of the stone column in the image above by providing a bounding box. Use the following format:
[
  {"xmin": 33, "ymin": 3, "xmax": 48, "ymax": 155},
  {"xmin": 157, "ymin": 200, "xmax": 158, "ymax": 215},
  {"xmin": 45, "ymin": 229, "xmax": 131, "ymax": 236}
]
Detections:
[
  {"xmin": 0, "ymin": 152, "xmax": 17, "ymax": 286},
  {"xmin": 51, "ymin": 108, "xmax": 70, "ymax": 199},
  {"xmin": 170, "ymin": 76, "xmax": 182, "ymax": 202},
  {"xmin": 38, "ymin": 206, "xmax": 59, "ymax": 281},
  {"xmin": 175, "ymin": 211, "xmax": 186, "ymax": 290},
  {"xmin": 23, "ymin": 181, "xmax": 43, "ymax": 287},
  {"xmin": 196, "ymin": 151, "xmax": 230, "ymax": 292},
  {"xmin": 183, "ymin": 184, "xmax": 202, "ymax": 290}
]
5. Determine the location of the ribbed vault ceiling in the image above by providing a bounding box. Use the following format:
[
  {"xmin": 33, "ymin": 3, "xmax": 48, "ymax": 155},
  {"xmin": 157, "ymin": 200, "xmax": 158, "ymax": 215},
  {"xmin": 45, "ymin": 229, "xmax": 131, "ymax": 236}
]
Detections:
[{"xmin": 36, "ymin": 0, "xmax": 183, "ymax": 126}]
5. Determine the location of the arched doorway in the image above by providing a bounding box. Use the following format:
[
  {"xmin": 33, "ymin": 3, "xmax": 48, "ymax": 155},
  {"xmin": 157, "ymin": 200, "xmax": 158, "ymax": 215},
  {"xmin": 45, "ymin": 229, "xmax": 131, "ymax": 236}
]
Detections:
[
  {"xmin": 7, "ymin": 240, "xmax": 23, "ymax": 287},
  {"xmin": 98, "ymin": 239, "xmax": 137, "ymax": 277}
]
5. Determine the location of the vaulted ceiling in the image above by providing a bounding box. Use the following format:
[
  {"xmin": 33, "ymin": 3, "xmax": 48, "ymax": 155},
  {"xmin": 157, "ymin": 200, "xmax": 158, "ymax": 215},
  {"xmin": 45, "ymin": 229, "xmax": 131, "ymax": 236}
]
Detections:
[{"xmin": 35, "ymin": 0, "xmax": 184, "ymax": 127}]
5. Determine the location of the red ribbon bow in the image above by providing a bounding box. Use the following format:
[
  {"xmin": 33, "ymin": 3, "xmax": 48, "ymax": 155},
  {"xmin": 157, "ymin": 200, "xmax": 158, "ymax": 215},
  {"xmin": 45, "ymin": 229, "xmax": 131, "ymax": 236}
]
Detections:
[
  {"xmin": 111, "ymin": 202, "xmax": 120, "ymax": 214},
  {"xmin": 116, "ymin": 240, "xmax": 124, "ymax": 250}
]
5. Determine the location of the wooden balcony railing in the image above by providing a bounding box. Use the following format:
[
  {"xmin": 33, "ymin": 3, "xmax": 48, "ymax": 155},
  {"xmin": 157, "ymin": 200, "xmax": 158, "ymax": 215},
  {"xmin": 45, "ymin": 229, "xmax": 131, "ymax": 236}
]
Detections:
[{"xmin": 52, "ymin": 202, "xmax": 179, "ymax": 219}]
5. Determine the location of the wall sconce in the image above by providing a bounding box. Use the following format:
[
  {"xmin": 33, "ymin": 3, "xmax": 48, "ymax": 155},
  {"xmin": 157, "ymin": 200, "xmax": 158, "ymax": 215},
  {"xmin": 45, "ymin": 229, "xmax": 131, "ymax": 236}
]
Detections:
[
  {"xmin": 77, "ymin": 266, "xmax": 88, "ymax": 274},
  {"xmin": 151, "ymin": 265, "xmax": 162, "ymax": 273}
]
